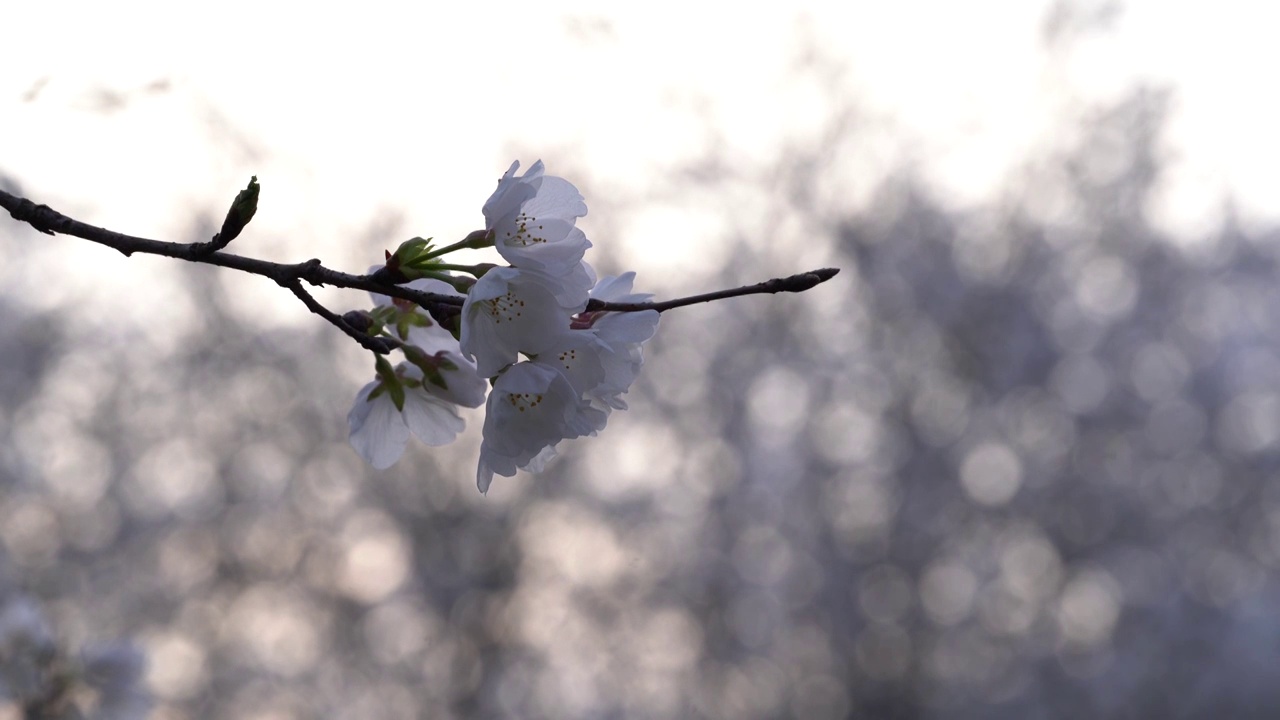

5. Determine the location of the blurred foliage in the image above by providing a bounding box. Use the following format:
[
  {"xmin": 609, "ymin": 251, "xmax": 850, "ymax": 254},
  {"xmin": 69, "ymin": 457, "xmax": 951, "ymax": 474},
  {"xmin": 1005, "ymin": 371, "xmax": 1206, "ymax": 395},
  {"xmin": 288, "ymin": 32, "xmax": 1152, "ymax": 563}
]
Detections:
[{"xmin": 6, "ymin": 25, "xmax": 1280, "ymax": 720}]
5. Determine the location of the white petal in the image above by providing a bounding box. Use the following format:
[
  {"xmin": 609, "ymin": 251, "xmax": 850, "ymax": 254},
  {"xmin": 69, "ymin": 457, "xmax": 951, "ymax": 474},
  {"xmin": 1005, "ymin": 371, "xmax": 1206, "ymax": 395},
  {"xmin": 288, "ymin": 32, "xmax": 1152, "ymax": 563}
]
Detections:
[
  {"xmin": 520, "ymin": 175, "xmax": 587, "ymax": 220},
  {"xmin": 476, "ymin": 458, "xmax": 501, "ymax": 494},
  {"xmin": 402, "ymin": 389, "xmax": 466, "ymax": 446},
  {"xmin": 522, "ymin": 159, "xmax": 547, "ymax": 181},
  {"xmin": 482, "ymin": 160, "xmax": 538, "ymax": 229},
  {"xmin": 409, "ymin": 277, "xmax": 465, "ymax": 298},
  {"xmin": 461, "ymin": 267, "xmax": 577, "ymax": 377},
  {"xmin": 533, "ymin": 331, "xmax": 607, "ymax": 396},
  {"xmin": 347, "ymin": 382, "xmax": 411, "ymax": 469},
  {"xmin": 590, "ymin": 273, "xmax": 633, "ymax": 300},
  {"xmin": 479, "ymin": 363, "xmax": 601, "ymax": 476},
  {"xmin": 410, "ymin": 346, "xmax": 488, "ymax": 409},
  {"xmin": 541, "ymin": 262, "xmax": 594, "ymax": 309},
  {"xmin": 595, "ymin": 309, "xmax": 659, "ymax": 345},
  {"xmin": 406, "ymin": 322, "xmax": 460, "ymax": 356},
  {"xmin": 590, "ymin": 272, "xmax": 654, "ymax": 303},
  {"xmin": 495, "ymin": 221, "xmax": 591, "ymax": 276},
  {"xmin": 522, "ymin": 445, "xmax": 559, "ymax": 474}
]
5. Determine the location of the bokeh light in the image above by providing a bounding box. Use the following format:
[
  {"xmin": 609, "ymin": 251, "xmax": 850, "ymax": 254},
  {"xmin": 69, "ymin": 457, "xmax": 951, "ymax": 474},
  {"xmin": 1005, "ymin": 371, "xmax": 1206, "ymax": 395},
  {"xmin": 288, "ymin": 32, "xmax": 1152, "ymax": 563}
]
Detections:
[{"xmin": 4, "ymin": 2, "xmax": 1280, "ymax": 718}]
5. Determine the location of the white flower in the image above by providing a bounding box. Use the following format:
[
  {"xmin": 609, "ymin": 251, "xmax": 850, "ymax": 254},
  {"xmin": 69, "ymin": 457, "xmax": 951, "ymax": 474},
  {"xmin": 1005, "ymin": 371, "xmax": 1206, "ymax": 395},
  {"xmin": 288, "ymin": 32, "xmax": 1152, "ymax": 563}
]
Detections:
[
  {"xmin": 348, "ymin": 365, "xmax": 466, "ymax": 470},
  {"xmin": 529, "ymin": 330, "xmax": 608, "ymax": 399},
  {"xmin": 405, "ymin": 340, "xmax": 488, "ymax": 409},
  {"xmin": 460, "ymin": 266, "xmax": 589, "ymax": 378},
  {"xmin": 476, "ymin": 362, "xmax": 607, "ymax": 493},
  {"xmin": 371, "ymin": 277, "xmax": 487, "ymax": 409},
  {"xmin": 578, "ymin": 272, "xmax": 659, "ymax": 410},
  {"xmin": 484, "ymin": 160, "xmax": 591, "ymax": 278}
]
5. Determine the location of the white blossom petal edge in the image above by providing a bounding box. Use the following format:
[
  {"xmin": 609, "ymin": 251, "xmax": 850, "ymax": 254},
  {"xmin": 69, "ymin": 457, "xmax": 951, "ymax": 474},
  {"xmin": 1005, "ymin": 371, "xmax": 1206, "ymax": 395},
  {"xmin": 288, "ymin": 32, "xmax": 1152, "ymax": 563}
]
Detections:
[
  {"xmin": 483, "ymin": 160, "xmax": 592, "ymax": 278},
  {"xmin": 460, "ymin": 267, "xmax": 586, "ymax": 378},
  {"xmin": 581, "ymin": 273, "xmax": 660, "ymax": 410},
  {"xmin": 348, "ymin": 368, "xmax": 466, "ymax": 470},
  {"xmin": 476, "ymin": 362, "xmax": 606, "ymax": 493},
  {"xmin": 347, "ymin": 380, "xmax": 413, "ymax": 470}
]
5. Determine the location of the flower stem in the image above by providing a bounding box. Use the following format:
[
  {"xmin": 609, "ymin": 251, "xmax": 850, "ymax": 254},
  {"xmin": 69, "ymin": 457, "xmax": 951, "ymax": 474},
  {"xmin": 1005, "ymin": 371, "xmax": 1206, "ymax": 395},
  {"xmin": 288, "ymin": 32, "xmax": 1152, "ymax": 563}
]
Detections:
[
  {"xmin": 431, "ymin": 263, "xmax": 487, "ymax": 276},
  {"xmin": 421, "ymin": 229, "xmax": 492, "ymax": 259}
]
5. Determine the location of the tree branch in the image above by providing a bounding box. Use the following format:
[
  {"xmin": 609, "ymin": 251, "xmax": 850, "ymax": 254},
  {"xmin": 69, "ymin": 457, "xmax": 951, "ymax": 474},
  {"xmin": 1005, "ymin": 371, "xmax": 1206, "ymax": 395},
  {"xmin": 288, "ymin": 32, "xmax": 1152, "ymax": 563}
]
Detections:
[
  {"xmin": 2, "ymin": 187, "xmax": 838, "ymax": 351},
  {"xmin": 0, "ymin": 189, "xmax": 463, "ymax": 308},
  {"xmin": 583, "ymin": 267, "xmax": 840, "ymax": 313},
  {"xmin": 281, "ymin": 280, "xmax": 396, "ymax": 354}
]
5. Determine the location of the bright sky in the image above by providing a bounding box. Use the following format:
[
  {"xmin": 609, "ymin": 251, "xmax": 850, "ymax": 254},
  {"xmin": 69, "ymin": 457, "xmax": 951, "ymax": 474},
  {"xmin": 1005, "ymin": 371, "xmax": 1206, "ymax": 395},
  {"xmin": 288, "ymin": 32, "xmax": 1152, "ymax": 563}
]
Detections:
[{"xmin": 2, "ymin": 1, "xmax": 1276, "ymax": 330}]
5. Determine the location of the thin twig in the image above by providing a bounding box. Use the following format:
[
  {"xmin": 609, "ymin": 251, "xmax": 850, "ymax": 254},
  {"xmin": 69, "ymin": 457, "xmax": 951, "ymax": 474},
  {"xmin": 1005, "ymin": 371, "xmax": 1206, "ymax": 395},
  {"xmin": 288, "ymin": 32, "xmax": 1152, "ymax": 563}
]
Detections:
[
  {"xmin": 282, "ymin": 280, "xmax": 396, "ymax": 354},
  {"xmin": 584, "ymin": 268, "xmax": 840, "ymax": 313}
]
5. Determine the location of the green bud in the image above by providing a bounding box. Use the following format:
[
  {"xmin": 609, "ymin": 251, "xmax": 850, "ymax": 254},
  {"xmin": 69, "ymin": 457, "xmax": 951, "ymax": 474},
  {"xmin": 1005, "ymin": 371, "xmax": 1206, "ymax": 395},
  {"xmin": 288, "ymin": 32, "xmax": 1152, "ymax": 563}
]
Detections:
[
  {"xmin": 218, "ymin": 176, "xmax": 260, "ymax": 244},
  {"xmin": 389, "ymin": 237, "xmax": 451, "ymax": 280},
  {"xmin": 459, "ymin": 228, "xmax": 494, "ymax": 249},
  {"xmin": 393, "ymin": 236, "xmax": 432, "ymax": 261}
]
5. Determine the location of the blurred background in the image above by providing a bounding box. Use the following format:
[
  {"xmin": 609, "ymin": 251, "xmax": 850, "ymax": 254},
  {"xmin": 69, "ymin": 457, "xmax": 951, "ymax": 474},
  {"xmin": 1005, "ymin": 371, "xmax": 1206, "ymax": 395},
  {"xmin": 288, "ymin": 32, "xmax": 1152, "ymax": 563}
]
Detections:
[{"xmin": 3, "ymin": 1, "xmax": 1280, "ymax": 717}]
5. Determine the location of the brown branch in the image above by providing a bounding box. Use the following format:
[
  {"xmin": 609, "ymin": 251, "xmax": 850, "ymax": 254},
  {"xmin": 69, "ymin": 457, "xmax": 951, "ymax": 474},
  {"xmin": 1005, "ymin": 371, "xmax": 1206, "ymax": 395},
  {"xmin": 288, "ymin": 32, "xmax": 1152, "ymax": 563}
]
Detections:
[
  {"xmin": 0, "ymin": 189, "xmax": 463, "ymax": 307},
  {"xmin": 584, "ymin": 267, "xmax": 839, "ymax": 313},
  {"xmin": 0, "ymin": 188, "xmax": 463, "ymax": 354},
  {"xmin": 1, "ymin": 187, "xmax": 839, "ymax": 351},
  {"xmin": 281, "ymin": 280, "xmax": 396, "ymax": 354}
]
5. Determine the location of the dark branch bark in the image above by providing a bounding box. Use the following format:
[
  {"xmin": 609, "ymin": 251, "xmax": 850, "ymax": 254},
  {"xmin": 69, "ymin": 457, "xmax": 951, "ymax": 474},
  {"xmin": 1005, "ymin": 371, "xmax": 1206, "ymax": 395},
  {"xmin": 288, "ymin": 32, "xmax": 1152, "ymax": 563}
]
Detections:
[
  {"xmin": 582, "ymin": 267, "xmax": 840, "ymax": 313},
  {"xmin": 282, "ymin": 280, "xmax": 397, "ymax": 354},
  {"xmin": 0, "ymin": 189, "xmax": 462, "ymax": 306},
  {"xmin": 2, "ymin": 187, "xmax": 838, "ymax": 351}
]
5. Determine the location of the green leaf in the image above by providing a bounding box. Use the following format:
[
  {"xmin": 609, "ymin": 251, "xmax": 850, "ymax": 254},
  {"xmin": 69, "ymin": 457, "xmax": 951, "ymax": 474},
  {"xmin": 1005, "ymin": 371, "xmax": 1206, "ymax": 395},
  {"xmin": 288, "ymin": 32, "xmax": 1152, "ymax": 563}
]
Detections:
[
  {"xmin": 395, "ymin": 310, "xmax": 432, "ymax": 340},
  {"xmin": 371, "ymin": 355, "xmax": 406, "ymax": 410},
  {"xmin": 374, "ymin": 354, "xmax": 396, "ymax": 381},
  {"xmin": 402, "ymin": 346, "xmax": 449, "ymax": 391},
  {"xmin": 370, "ymin": 306, "xmax": 398, "ymax": 324},
  {"xmin": 386, "ymin": 379, "xmax": 406, "ymax": 411}
]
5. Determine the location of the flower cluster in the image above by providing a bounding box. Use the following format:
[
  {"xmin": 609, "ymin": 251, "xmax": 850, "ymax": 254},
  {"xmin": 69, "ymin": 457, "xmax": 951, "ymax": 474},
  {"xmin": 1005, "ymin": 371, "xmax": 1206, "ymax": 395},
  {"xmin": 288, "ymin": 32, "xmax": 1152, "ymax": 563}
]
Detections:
[{"xmin": 348, "ymin": 161, "xmax": 659, "ymax": 492}]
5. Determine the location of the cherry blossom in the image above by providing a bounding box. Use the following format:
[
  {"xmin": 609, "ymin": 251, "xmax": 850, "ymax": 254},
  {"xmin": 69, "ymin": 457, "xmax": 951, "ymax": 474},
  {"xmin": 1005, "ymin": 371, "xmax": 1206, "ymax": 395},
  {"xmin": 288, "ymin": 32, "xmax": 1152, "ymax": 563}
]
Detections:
[
  {"xmin": 459, "ymin": 266, "xmax": 589, "ymax": 378},
  {"xmin": 476, "ymin": 362, "xmax": 607, "ymax": 493},
  {"xmin": 483, "ymin": 160, "xmax": 591, "ymax": 279},
  {"xmin": 347, "ymin": 165, "xmax": 666, "ymax": 491},
  {"xmin": 347, "ymin": 365, "xmax": 466, "ymax": 470},
  {"xmin": 578, "ymin": 272, "xmax": 660, "ymax": 411},
  {"xmin": 370, "ymin": 277, "xmax": 487, "ymax": 408}
]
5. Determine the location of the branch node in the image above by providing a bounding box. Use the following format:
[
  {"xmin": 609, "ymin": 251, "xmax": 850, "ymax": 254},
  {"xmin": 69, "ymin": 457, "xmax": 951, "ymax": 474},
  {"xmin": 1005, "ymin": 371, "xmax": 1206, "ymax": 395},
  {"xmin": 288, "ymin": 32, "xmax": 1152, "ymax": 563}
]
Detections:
[
  {"xmin": 193, "ymin": 176, "xmax": 260, "ymax": 257},
  {"xmin": 6, "ymin": 198, "xmax": 59, "ymax": 235}
]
